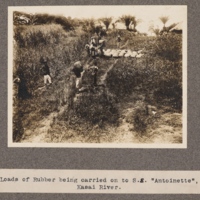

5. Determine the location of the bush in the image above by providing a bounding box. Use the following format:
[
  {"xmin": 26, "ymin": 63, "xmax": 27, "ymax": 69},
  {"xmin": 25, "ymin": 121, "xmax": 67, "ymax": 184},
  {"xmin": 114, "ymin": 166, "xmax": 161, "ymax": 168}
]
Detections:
[
  {"xmin": 14, "ymin": 24, "xmax": 89, "ymax": 95},
  {"xmin": 106, "ymin": 58, "xmax": 147, "ymax": 99},
  {"xmin": 13, "ymin": 22, "xmax": 90, "ymax": 141},
  {"xmin": 154, "ymin": 34, "xmax": 182, "ymax": 61},
  {"xmin": 13, "ymin": 102, "xmax": 24, "ymax": 142},
  {"xmin": 153, "ymin": 61, "xmax": 182, "ymax": 110},
  {"xmin": 106, "ymin": 55, "xmax": 182, "ymax": 111},
  {"xmin": 65, "ymin": 88, "xmax": 119, "ymax": 127},
  {"xmin": 14, "ymin": 11, "xmax": 75, "ymax": 31},
  {"xmin": 132, "ymin": 101, "xmax": 149, "ymax": 134}
]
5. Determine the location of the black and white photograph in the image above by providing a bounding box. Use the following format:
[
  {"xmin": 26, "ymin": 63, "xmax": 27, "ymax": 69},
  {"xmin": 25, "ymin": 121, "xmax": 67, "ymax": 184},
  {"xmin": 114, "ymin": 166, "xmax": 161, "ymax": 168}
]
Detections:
[{"xmin": 8, "ymin": 5, "xmax": 187, "ymax": 147}]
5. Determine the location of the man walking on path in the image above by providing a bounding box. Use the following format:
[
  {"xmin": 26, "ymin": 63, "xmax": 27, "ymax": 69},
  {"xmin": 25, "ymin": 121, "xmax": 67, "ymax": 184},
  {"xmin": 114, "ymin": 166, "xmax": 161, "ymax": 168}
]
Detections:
[{"xmin": 88, "ymin": 60, "xmax": 98, "ymax": 86}]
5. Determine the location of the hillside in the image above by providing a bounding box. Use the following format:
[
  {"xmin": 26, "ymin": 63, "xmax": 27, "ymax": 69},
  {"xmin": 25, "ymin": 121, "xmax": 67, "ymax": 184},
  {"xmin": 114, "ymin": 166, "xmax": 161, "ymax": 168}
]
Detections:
[{"xmin": 13, "ymin": 22, "xmax": 183, "ymax": 144}]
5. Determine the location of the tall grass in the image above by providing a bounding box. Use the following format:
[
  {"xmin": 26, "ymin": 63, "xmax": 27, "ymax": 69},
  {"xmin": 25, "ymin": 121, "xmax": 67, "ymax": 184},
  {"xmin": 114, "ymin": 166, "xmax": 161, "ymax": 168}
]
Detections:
[
  {"xmin": 14, "ymin": 24, "xmax": 89, "ymax": 94},
  {"xmin": 13, "ymin": 19, "xmax": 183, "ymax": 141},
  {"xmin": 13, "ymin": 24, "xmax": 89, "ymax": 141},
  {"xmin": 154, "ymin": 34, "xmax": 182, "ymax": 61},
  {"xmin": 106, "ymin": 33, "xmax": 182, "ymax": 112}
]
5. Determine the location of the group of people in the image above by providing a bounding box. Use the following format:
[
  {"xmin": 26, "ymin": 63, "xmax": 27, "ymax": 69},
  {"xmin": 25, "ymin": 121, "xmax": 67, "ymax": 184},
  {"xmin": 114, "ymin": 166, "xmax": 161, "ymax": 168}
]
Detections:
[
  {"xmin": 39, "ymin": 34, "xmax": 122, "ymax": 90},
  {"xmin": 40, "ymin": 57, "xmax": 98, "ymax": 92},
  {"xmin": 72, "ymin": 60, "xmax": 98, "ymax": 91},
  {"xmin": 85, "ymin": 35, "xmax": 106, "ymax": 57},
  {"xmin": 40, "ymin": 33, "xmax": 121, "ymax": 85},
  {"xmin": 14, "ymin": 34, "xmax": 122, "ymax": 99},
  {"xmin": 85, "ymin": 34, "xmax": 122, "ymax": 57}
]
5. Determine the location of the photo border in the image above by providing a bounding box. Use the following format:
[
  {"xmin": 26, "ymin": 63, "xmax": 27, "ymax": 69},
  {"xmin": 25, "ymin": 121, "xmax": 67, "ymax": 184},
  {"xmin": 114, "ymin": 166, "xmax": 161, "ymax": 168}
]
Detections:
[{"xmin": 7, "ymin": 5, "xmax": 187, "ymax": 148}]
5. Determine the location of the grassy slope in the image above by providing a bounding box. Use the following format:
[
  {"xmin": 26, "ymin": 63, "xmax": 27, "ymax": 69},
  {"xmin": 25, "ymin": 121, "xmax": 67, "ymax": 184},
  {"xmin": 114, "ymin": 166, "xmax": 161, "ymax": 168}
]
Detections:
[{"xmin": 13, "ymin": 26, "xmax": 182, "ymax": 144}]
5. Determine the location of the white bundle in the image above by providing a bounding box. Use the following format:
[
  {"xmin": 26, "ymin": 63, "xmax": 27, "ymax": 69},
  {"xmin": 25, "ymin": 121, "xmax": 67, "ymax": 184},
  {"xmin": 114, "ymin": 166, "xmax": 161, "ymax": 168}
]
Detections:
[
  {"xmin": 130, "ymin": 51, "xmax": 138, "ymax": 57},
  {"xmin": 104, "ymin": 49, "xmax": 112, "ymax": 57},
  {"xmin": 112, "ymin": 49, "xmax": 120, "ymax": 58},
  {"xmin": 124, "ymin": 50, "xmax": 132, "ymax": 57},
  {"xmin": 119, "ymin": 50, "xmax": 127, "ymax": 57},
  {"xmin": 136, "ymin": 53, "xmax": 144, "ymax": 58}
]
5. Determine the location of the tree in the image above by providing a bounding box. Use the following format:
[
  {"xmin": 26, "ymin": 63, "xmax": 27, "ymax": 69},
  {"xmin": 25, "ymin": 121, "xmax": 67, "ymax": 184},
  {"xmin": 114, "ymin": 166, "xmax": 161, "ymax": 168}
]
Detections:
[
  {"xmin": 159, "ymin": 16, "xmax": 169, "ymax": 28},
  {"xmin": 149, "ymin": 25, "xmax": 160, "ymax": 36},
  {"xmin": 82, "ymin": 18, "xmax": 96, "ymax": 33},
  {"xmin": 131, "ymin": 19, "xmax": 142, "ymax": 32},
  {"xmin": 99, "ymin": 17, "xmax": 112, "ymax": 30},
  {"xmin": 120, "ymin": 15, "xmax": 135, "ymax": 30},
  {"xmin": 120, "ymin": 15, "xmax": 141, "ymax": 31},
  {"xmin": 165, "ymin": 23, "xmax": 178, "ymax": 32},
  {"xmin": 160, "ymin": 23, "xmax": 178, "ymax": 35}
]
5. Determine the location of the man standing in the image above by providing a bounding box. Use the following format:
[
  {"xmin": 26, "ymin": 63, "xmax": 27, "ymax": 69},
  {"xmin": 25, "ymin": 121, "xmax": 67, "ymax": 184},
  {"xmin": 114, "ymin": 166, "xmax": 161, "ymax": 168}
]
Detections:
[
  {"xmin": 116, "ymin": 34, "xmax": 121, "ymax": 48},
  {"xmin": 98, "ymin": 36, "xmax": 105, "ymax": 56},
  {"xmin": 41, "ymin": 58, "xmax": 52, "ymax": 86},
  {"xmin": 88, "ymin": 60, "xmax": 98, "ymax": 86},
  {"xmin": 90, "ymin": 36, "xmax": 97, "ymax": 58}
]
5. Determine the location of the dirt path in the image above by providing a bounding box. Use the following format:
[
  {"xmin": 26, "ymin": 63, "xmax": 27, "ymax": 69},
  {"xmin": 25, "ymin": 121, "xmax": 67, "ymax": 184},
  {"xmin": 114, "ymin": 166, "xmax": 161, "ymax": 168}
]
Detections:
[
  {"xmin": 99, "ymin": 59, "xmax": 118, "ymax": 85},
  {"xmin": 21, "ymin": 60, "xmax": 119, "ymax": 143},
  {"xmin": 21, "ymin": 59, "xmax": 182, "ymax": 144},
  {"xmin": 21, "ymin": 112, "xmax": 56, "ymax": 143}
]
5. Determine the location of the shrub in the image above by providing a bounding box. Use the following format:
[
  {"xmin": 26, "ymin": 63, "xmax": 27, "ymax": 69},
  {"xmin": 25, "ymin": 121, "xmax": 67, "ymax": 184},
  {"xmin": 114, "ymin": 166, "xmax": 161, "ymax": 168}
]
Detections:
[
  {"xmin": 132, "ymin": 101, "xmax": 149, "ymax": 134},
  {"xmin": 14, "ymin": 12, "xmax": 75, "ymax": 31},
  {"xmin": 13, "ymin": 102, "xmax": 24, "ymax": 142},
  {"xmin": 153, "ymin": 60, "xmax": 182, "ymax": 110},
  {"xmin": 106, "ymin": 55, "xmax": 182, "ymax": 111},
  {"xmin": 106, "ymin": 58, "xmax": 147, "ymax": 99},
  {"xmin": 65, "ymin": 88, "xmax": 119, "ymax": 127},
  {"xmin": 14, "ymin": 24, "xmax": 89, "ymax": 95},
  {"xmin": 126, "ymin": 101, "xmax": 159, "ymax": 135},
  {"xmin": 154, "ymin": 34, "xmax": 182, "ymax": 61}
]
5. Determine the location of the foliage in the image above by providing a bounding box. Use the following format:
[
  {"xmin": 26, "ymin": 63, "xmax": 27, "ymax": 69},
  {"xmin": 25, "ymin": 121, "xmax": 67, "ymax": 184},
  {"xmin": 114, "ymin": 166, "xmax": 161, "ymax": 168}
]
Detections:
[
  {"xmin": 14, "ymin": 24, "xmax": 89, "ymax": 95},
  {"xmin": 106, "ymin": 58, "xmax": 146, "ymax": 98},
  {"xmin": 153, "ymin": 34, "xmax": 182, "ymax": 61},
  {"xmin": 13, "ymin": 12, "xmax": 183, "ymax": 142},
  {"xmin": 149, "ymin": 25, "xmax": 161, "ymax": 36},
  {"xmin": 81, "ymin": 18, "xmax": 96, "ymax": 33},
  {"xmin": 159, "ymin": 16, "xmax": 169, "ymax": 27},
  {"xmin": 63, "ymin": 88, "xmax": 119, "ymax": 127},
  {"xmin": 105, "ymin": 32, "xmax": 182, "ymax": 111},
  {"xmin": 131, "ymin": 19, "xmax": 142, "ymax": 32},
  {"xmin": 119, "ymin": 15, "xmax": 136, "ymax": 30},
  {"xmin": 81, "ymin": 18, "xmax": 107, "ymax": 36},
  {"xmin": 99, "ymin": 17, "xmax": 112, "ymax": 30},
  {"xmin": 119, "ymin": 15, "xmax": 141, "ymax": 31},
  {"xmin": 13, "ymin": 11, "xmax": 75, "ymax": 31}
]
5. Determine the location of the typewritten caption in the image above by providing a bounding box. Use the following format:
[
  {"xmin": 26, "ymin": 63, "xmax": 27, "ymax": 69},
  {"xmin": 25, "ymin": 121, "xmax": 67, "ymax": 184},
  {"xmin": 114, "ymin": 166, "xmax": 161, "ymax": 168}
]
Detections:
[{"xmin": 0, "ymin": 170, "xmax": 200, "ymax": 193}]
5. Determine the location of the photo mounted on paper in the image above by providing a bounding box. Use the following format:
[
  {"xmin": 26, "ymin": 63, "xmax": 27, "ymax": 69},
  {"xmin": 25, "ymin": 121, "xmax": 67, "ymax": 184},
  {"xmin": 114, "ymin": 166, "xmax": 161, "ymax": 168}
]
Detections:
[{"xmin": 8, "ymin": 6, "xmax": 187, "ymax": 148}]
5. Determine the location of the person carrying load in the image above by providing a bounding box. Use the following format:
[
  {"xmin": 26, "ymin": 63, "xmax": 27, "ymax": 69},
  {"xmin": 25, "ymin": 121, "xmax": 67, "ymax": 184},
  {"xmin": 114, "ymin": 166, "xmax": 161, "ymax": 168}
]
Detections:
[
  {"xmin": 90, "ymin": 36, "xmax": 97, "ymax": 57},
  {"xmin": 97, "ymin": 36, "xmax": 105, "ymax": 56},
  {"xmin": 72, "ymin": 61, "xmax": 85, "ymax": 90},
  {"xmin": 88, "ymin": 60, "xmax": 98, "ymax": 86}
]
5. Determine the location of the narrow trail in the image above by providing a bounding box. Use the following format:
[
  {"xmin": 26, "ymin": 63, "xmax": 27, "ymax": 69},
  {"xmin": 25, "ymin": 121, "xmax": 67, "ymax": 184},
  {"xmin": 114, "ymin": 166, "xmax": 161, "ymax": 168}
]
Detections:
[
  {"xmin": 21, "ymin": 57, "xmax": 182, "ymax": 144},
  {"xmin": 21, "ymin": 112, "xmax": 56, "ymax": 143},
  {"xmin": 21, "ymin": 59, "xmax": 119, "ymax": 143},
  {"xmin": 99, "ymin": 59, "xmax": 118, "ymax": 86}
]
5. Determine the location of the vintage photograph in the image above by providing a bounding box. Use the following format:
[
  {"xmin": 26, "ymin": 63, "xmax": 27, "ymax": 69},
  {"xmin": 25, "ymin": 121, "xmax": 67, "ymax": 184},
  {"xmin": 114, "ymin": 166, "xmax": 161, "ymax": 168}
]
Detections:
[{"xmin": 8, "ymin": 6, "xmax": 187, "ymax": 147}]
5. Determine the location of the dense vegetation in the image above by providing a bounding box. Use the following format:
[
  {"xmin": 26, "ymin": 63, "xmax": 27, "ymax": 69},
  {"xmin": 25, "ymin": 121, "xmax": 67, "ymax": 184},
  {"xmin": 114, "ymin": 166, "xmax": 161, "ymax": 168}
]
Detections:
[{"xmin": 13, "ymin": 12, "xmax": 183, "ymax": 143}]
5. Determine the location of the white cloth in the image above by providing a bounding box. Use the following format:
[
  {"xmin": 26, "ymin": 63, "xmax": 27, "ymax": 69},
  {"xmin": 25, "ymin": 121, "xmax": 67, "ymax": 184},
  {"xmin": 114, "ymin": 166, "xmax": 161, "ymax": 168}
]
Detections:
[{"xmin": 44, "ymin": 75, "xmax": 52, "ymax": 84}]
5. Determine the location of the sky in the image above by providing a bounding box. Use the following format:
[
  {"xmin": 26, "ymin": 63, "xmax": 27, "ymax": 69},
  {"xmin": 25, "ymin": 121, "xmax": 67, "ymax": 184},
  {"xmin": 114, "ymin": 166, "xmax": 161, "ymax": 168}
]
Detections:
[{"xmin": 10, "ymin": 6, "xmax": 187, "ymax": 34}]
